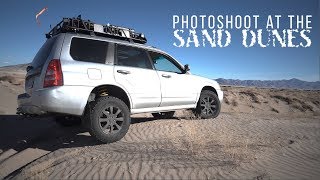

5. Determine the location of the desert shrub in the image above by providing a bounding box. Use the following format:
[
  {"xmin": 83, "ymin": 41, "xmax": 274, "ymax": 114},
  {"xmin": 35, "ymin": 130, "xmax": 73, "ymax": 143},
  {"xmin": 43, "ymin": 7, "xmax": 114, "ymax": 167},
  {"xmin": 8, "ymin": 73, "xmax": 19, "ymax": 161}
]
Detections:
[
  {"xmin": 181, "ymin": 110, "xmax": 201, "ymax": 120},
  {"xmin": 271, "ymin": 107, "xmax": 279, "ymax": 113},
  {"xmin": 224, "ymin": 97, "xmax": 230, "ymax": 105},
  {"xmin": 312, "ymin": 100, "xmax": 320, "ymax": 107},
  {"xmin": 232, "ymin": 100, "xmax": 238, "ymax": 106},
  {"xmin": 272, "ymin": 95, "xmax": 293, "ymax": 104},
  {"xmin": 292, "ymin": 98, "xmax": 314, "ymax": 112},
  {"xmin": 239, "ymin": 91, "xmax": 260, "ymax": 104},
  {"xmin": 301, "ymin": 104, "xmax": 313, "ymax": 112},
  {"xmin": 292, "ymin": 104, "xmax": 305, "ymax": 112},
  {"xmin": 0, "ymin": 75, "xmax": 14, "ymax": 83}
]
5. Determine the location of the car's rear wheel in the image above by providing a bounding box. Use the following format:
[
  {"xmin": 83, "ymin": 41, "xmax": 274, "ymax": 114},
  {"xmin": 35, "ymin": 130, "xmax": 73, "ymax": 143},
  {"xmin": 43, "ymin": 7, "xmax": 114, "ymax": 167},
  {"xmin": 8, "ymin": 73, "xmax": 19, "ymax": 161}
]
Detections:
[
  {"xmin": 152, "ymin": 111, "xmax": 175, "ymax": 119},
  {"xmin": 54, "ymin": 116, "xmax": 82, "ymax": 127},
  {"xmin": 194, "ymin": 90, "xmax": 221, "ymax": 119},
  {"xmin": 88, "ymin": 96, "xmax": 130, "ymax": 143}
]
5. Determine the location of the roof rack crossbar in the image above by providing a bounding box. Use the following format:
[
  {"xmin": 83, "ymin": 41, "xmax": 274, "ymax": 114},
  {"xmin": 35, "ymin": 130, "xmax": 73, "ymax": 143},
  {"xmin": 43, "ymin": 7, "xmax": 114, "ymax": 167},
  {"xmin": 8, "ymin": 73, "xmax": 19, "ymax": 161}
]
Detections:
[{"xmin": 46, "ymin": 17, "xmax": 147, "ymax": 44}]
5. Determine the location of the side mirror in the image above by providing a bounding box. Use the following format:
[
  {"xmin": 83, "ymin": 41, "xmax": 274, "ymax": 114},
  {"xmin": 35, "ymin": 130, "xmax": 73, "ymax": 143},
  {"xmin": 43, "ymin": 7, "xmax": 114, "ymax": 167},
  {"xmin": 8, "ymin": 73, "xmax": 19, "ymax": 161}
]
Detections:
[{"xmin": 184, "ymin": 64, "xmax": 190, "ymax": 73}]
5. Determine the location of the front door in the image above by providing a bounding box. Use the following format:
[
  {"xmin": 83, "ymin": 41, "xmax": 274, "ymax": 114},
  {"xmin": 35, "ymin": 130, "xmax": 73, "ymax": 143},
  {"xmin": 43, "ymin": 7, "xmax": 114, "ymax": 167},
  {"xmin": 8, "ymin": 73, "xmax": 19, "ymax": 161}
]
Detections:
[{"xmin": 148, "ymin": 51, "xmax": 198, "ymax": 107}]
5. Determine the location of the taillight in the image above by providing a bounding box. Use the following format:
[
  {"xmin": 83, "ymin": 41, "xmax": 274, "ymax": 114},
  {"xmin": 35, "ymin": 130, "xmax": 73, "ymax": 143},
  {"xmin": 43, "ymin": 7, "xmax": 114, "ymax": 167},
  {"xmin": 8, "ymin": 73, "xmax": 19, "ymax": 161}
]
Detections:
[{"xmin": 43, "ymin": 59, "xmax": 63, "ymax": 88}]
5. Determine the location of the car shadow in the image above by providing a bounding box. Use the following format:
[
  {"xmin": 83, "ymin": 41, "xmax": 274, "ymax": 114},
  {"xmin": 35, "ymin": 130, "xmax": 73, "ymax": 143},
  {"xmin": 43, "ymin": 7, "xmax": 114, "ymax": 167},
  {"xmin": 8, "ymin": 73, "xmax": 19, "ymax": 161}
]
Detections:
[
  {"xmin": 0, "ymin": 114, "xmax": 182, "ymax": 178},
  {"xmin": 0, "ymin": 115, "xmax": 99, "ymax": 153},
  {"xmin": 0, "ymin": 115, "xmax": 174, "ymax": 154}
]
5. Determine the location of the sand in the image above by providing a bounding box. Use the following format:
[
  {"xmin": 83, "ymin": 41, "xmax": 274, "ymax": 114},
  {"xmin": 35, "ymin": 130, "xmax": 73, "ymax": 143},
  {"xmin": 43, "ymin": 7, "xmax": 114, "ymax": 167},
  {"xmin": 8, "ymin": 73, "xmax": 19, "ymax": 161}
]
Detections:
[{"xmin": 0, "ymin": 68, "xmax": 320, "ymax": 179}]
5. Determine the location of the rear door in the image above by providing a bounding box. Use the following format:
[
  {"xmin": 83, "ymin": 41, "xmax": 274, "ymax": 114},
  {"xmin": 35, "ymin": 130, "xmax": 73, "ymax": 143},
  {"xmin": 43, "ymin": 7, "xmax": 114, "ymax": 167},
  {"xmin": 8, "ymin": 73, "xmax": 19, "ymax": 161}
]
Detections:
[
  {"xmin": 114, "ymin": 44, "xmax": 161, "ymax": 109},
  {"xmin": 25, "ymin": 35, "xmax": 62, "ymax": 95}
]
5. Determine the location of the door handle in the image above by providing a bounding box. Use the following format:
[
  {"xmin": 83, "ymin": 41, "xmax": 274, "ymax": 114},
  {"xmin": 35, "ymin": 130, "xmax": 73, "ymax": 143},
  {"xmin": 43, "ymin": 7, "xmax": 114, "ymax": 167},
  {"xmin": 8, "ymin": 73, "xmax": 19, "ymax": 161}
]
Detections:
[
  {"xmin": 117, "ymin": 70, "xmax": 131, "ymax": 75},
  {"xmin": 162, "ymin": 74, "xmax": 171, "ymax": 78}
]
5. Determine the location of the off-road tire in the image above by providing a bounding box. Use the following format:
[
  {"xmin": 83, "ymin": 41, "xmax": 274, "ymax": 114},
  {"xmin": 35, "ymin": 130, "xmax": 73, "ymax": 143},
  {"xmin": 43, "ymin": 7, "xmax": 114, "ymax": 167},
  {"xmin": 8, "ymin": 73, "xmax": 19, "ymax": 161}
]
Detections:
[
  {"xmin": 54, "ymin": 116, "xmax": 82, "ymax": 127},
  {"xmin": 152, "ymin": 111, "xmax": 175, "ymax": 119},
  {"xmin": 88, "ymin": 96, "xmax": 130, "ymax": 143},
  {"xmin": 194, "ymin": 90, "xmax": 221, "ymax": 119},
  {"xmin": 81, "ymin": 102, "xmax": 94, "ymax": 129}
]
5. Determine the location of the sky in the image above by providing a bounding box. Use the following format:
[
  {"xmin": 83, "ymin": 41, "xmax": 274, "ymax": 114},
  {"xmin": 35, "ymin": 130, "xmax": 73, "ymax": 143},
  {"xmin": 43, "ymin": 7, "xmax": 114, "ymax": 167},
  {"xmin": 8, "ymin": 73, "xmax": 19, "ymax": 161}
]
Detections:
[{"xmin": 0, "ymin": 0, "xmax": 319, "ymax": 81}]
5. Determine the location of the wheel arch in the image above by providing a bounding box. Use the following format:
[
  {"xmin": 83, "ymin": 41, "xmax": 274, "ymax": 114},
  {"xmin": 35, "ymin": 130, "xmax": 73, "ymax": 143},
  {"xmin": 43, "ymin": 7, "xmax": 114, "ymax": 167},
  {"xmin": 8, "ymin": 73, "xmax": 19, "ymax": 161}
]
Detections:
[
  {"xmin": 201, "ymin": 86, "xmax": 218, "ymax": 95},
  {"xmin": 195, "ymin": 86, "xmax": 219, "ymax": 104},
  {"xmin": 85, "ymin": 84, "xmax": 132, "ymax": 113}
]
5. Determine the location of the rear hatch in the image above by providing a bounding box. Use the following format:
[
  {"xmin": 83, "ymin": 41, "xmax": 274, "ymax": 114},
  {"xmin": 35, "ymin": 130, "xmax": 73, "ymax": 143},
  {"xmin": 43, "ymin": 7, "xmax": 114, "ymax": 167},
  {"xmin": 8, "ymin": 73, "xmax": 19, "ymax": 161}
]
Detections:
[{"xmin": 25, "ymin": 36, "xmax": 58, "ymax": 94}]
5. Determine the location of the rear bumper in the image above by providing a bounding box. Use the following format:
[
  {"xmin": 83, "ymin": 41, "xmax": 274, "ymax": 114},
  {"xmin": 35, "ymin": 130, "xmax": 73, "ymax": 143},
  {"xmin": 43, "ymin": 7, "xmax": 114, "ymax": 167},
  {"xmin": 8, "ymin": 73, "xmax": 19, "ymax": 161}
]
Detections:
[
  {"xmin": 17, "ymin": 93, "xmax": 46, "ymax": 115},
  {"xmin": 17, "ymin": 86, "xmax": 93, "ymax": 116}
]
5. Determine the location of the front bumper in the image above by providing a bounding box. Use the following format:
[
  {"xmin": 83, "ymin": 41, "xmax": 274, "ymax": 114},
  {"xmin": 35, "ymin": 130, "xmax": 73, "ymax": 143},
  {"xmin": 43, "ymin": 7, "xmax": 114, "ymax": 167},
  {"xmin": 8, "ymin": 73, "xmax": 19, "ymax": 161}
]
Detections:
[
  {"xmin": 17, "ymin": 86, "xmax": 92, "ymax": 116},
  {"xmin": 216, "ymin": 89, "xmax": 223, "ymax": 102}
]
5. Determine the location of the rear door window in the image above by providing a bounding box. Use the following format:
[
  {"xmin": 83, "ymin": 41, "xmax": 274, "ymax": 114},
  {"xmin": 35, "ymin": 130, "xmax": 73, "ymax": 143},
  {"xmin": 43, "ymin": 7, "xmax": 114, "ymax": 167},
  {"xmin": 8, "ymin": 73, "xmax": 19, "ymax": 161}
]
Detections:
[
  {"xmin": 70, "ymin": 37, "xmax": 108, "ymax": 64},
  {"xmin": 116, "ymin": 44, "xmax": 152, "ymax": 69}
]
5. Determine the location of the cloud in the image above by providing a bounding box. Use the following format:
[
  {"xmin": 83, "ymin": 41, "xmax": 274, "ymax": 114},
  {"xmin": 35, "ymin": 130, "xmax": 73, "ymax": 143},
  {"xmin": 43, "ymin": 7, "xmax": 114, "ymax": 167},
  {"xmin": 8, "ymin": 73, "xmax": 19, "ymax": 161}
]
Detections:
[
  {"xmin": 0, "ymin": 61, "xmax": 10, "ymax": 64},
  {"xmin": 0, "ymin": 61, "xmax": 10, "ymax": 66}
]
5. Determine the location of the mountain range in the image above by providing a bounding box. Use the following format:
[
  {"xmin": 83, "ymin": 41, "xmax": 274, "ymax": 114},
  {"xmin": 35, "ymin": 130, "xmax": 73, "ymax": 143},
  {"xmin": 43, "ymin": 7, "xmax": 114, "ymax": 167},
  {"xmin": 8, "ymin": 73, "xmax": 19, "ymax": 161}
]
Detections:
[{"xmin": 216, "ymin": 78, "xmax": 320, "ymax": 90}]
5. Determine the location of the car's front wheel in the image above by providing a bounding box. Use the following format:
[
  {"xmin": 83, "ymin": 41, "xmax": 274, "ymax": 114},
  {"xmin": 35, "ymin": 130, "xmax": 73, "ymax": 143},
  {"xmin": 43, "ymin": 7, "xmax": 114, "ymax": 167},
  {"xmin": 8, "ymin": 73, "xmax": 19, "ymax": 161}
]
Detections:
[
  {"xmin": 88, "ymin": 96, "xmax": 131, "ymax": 143},
  {"xmin": 194, "ymin": 90, "xmax": 221, "ymax": 119}
]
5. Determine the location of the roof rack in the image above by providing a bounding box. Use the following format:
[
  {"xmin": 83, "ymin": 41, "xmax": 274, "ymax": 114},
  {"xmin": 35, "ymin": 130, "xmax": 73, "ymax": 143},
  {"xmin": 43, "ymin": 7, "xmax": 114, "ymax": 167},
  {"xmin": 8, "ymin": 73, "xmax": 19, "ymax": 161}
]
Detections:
[{"xmin": 46, "ymin": 16, "xmax": 147, "ymax": 44}]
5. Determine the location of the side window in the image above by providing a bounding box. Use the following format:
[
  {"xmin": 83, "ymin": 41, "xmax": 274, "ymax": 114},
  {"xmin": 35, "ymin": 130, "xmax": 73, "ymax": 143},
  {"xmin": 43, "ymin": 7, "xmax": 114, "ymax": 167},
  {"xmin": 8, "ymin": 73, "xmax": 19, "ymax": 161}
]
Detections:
[
  {"xmin": 70, "ymin": 37, "xmax": 108, "ymax": 64},
  {"xmin": 116, "ymin": 44, "xmax": 152, "ymax": 69},
  {"xmin": 149, "ymin": 51, "xmax": 182, "ymax": 73}
]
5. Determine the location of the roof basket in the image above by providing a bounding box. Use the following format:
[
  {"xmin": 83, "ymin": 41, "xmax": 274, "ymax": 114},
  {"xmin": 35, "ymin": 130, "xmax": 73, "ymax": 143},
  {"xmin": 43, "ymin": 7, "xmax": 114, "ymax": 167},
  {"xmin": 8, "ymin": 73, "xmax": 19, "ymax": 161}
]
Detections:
[{"xmin": 46, "ymin": 16, "xmax": 147, "ymax": 44}]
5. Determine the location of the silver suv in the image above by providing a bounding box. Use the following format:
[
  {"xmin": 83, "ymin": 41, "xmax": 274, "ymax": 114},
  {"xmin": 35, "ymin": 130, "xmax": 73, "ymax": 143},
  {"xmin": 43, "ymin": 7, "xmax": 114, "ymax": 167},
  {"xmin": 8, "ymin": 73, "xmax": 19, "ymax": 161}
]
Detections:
[{"xmin": 17, "ymin": 17, "xmax": 223, "ymax": 143}]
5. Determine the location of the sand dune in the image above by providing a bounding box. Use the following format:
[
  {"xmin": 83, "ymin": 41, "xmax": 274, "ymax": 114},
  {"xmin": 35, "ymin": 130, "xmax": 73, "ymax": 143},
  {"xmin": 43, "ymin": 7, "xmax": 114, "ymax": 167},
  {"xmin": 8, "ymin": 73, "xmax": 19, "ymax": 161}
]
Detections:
[
  {"xmin": 0, "ymin": 69, "xmax": 320, "ymax": 179},
  {"xmin": 10, "ymin": 113, "xmax": 320, "ymax": 179},
  {"xmin": 222, "ymin": 86, "xmax": 320, "ymax": 116}
]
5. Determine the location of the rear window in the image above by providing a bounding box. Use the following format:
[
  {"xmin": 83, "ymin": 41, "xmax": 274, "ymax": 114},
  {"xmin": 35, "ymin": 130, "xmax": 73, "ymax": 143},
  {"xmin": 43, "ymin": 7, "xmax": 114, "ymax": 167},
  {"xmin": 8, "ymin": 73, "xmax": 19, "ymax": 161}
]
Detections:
[
  {"xmin": 70, "ymin": 38, "xmax": 108, "ymax": 64},
  {"xmin": 31, "ymin": 37, "xmax": 55, "ymax": 69}
]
